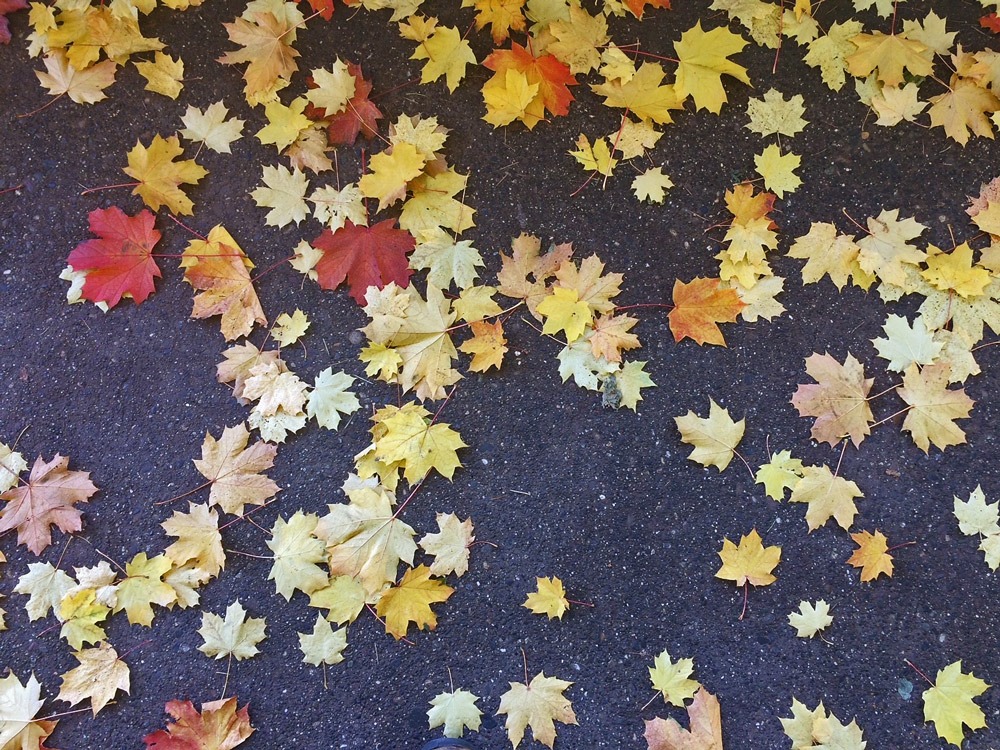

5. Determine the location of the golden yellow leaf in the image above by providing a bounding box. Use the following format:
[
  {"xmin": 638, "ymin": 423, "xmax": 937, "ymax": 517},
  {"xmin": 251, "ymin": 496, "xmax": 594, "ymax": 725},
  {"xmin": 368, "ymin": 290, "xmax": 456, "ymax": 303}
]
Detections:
[
  {"xmin": 458, "ymin": 319, "xmax": 507, "ymax": 372},
  {"xmin": 123, "ymin": 134, "xmax": 207, "ymax": 215},
  {"xmin": 135, "ymin": 51, "xmax": 183, "ymax": 99},
  {"xmin": 673, "ymin": 22, "xmax": 750, "ymax": 114},
  {"xmin": 674, "ymin": 398, "xmax": 745, "ymax": 471},
  {"xmin": 715, "ymin": 529, "xmax": 780, "ymax": 587},
  {"xmin": 523, "ymin": 576, "xmax": 569, "ymax": 619},
  {"xmin": 359, "ymin": 142, "xmax": 427, "ymax": 212},
  {"xmin": 376, "ymin": 564, "xmax": 454, "ymax": 639},
  {"xmin": 846, "ymin": 530, "xmax": 893, "ymax": 582}
]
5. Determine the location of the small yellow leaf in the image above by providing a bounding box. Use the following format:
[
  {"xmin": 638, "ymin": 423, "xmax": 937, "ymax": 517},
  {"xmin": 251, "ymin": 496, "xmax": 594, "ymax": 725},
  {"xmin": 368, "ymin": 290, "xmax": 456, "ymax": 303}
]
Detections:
[
  {"xmin": 715, "ymin": 528, "xmax": 780, "ymax": 587},
  {"xmin": 536, "ymin": 287, "xmax": 592, "ymax": 343},
  {"xmin": 135, "ymin": 52, "xmax": 184, "ymax": 99},
  {"xmin": 523, "ymin": 576, "xmax": 569, "ymax": 619},
  {"xmin": 754, "ymin": 145, "xmax": 801, "ymax": 198}
]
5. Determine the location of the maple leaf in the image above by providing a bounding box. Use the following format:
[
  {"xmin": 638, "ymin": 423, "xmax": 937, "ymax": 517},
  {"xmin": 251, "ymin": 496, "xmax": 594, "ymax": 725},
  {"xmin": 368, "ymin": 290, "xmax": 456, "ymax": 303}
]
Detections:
[
  {"xmin": 791, "ymin": 352, "xmax": 874, "ymax": 447},
  {"xmin": 36, "ymin": 51, "xmax": 117, "ymax": 104},
  {"xmin": 673, "ymin": 22, "xmax": 750, "ymax": 114},
  {"xmin": 114, "ymin": 552, "xmax": 176, "ymax": 626},
  {"xmin": 754, "ymin": 145, "xmax": 801, "ymax": 198},
  {"xmin": 59, "ymin": 588, "xmax": 110, "ymax": 649},
  {"xmin": 180, "ymin": 101, "xmax": 245, "ymax": 154},
  {"xmin": 0, "ymin": 454, "xmax": 97, "ymax": 555},
  {"xmin": 218, "ymin": 11, "xmax": 299, "ymax": 104},
  {"xmin": 419, "ymin": 512, "xmax": 475, "ymax": 577},
  {"xmin": 746, "ymin": 88, "xmax": 807, "ymax": 138},
  {"xmin": 872, "ymin": 83, "xmax": 927, "ymax": 126},
  {"xmin": 313, "ymin": 220, "xmax": 415, "ymax": 305},
  {"xmin": 483, "ymin": 43, "xmax": 576, "ymax": 129},
  {"xmin": 897, "ymin": 364, "xmax": 974, "ymax": 453},
  {"xmin": 649, "ymin": 651, "xmax": 699, "ymax": 707},
  {"xmin": 180, "ymin": 225, "xmax": 267, "ymax": 341},
  {"xmin": 309, "ymin": 574, "xmax": 366, "ymax": 625},
  {"xmin": 57, "ymin": 643, "xmax": 129, "ymax": 716},
  {"xmin": 256, "ymin": 97, "xmax": 311, "ymax": 151},
  {"xmin": 498, "ymin": 671, "xmax": 577, "ymax": 749},
  {"xmin": 928, "ymin": 78, "xmax": 999, "ymax": 146},
  {"xmin": 144, "ymin": 697, "xmax": 254, "ymax": 750},
  {"xmin": 163, "ymin": 502, "xmax": 225, "ymax": 578},
  {"xmin": 569, "ymin": 134, "xmax": 617, "ymax": 177},
  {"xmin": 923, "ymin": 661, "xmax": 990, "ymax": 747},
  {"xmin": 376, "ymin": 564, "xmax": 454, "ymax": 639},
  {"xmin": 322, "ymin": 63, "xmax": 383, "ymax": 146},
  {"xmin": 788, "ymin": 600, "xmax": 833, "ymax": 639},
  {"xmin": 497, "ymin": 234, "xmax": 573, "ymax": 317},
  {"xmin": 482, "ymin": 69, "xmax": 539, "ymax": 128},
  {"xmin": 198, "ymin": 600, "xmax": 266, "ymax": 660},
  {"xmin": 780, "ymin": 699, "xmax": 866, "ymax": 750},
  {"xmin": 0, "ymin": 672, "xmax": 56, "ymax": 750},
  {"xmin": 755, "ymin": 450, "xmax": 804, "ymax": 500},
  {"xmin": 788, "ymin": 222, "xmax": 868, "ymax": 291},
  {"xmin": 315, "ymin": 484, "xmax": 417, "ymax": 598},
  {"xmin": 465, "ymin": 0, "xmax": 525, "ymax": 44},
  {"xmin": 0, "ymin": 0, "xmax": 25, "ymax": 44},
  {"xmin": 548, "ymin": 6, "xmax": 609, "ymax": 75},
  {"xmin": 856, "ymin": 209, "xmax": 926, "ymax": 291},
  {"xmin": 271, "ymin": 309, "xmax": 310, "ymax": 347},
  {"xmin": 266, "ymin": 511, "xmax": 327, "ymax": 600},
  {"xmin": 872, "ymin": 314, "xmax": 942, "ymax": 372},
  {"xmin": 14, "ymin": 562, "xmax": 73, "ymax": 620},
  {"xmin": 251, "ymin": 164, "xmax": 309, "ymax": 227},
  {"xmin": 373, "ymin": 402, "xmax": 466, "ymax": 483},
  {"xmin": 789, "ymin": 464, "xmax": 864, "ymax": 531},
  {"xmin": 632, "ymin": 168, "xmax": 673, "ymax": 203},
  {"xmin": 592, "ymin": 61, "xmax": 682, "ymax": 125},
  {"xmin": 804, "ymin": 20, "xmax": 863, "ymax": 91},
  {"xmin": 954, "ymin": 486, "xmax": 1000, "ymax": 536},
  {"xmin": 193, "ymin": 423, "xmax": 279, "ymax": 516},
  {"xmin": 359, "ymin": 143, "xmax": 426, "ymax": 211},
  {"xmin": 66, "ymin": 206, "xmax": 161, "ymax": 308},
  {"xmin": 307, "ymin": 368, "xmax": 360, "ymax": 430},
  {"xmin": 305, "ymin": 60, "xmax": 356, "ymax": 114},
  {"xmin": 644, "ymin": 688, "xmax": 723, "ymax": 750},
  {"xmin": 310, "ymin": 184, "xmax": 366, "ymax": 231},
  {"xmin": 669, "ymin": 278, "xmax": 744, "ymax": 346},
  {"xmin": 123, "ymin": 134, "xmax": 206, "ymax": 216},
  {"xmin": 715, "ymin": 529, "xmax": 780, "ymax": 587},
  {"xmin": 847, "ymin": 529, "xmax": 894, "ymax": 582},
  {"xmin": 623, "ymin": 0, "xmax": 669, "ymax": 20},
  {"xmin": 846, "ymin": 31, "xmax": 931, "ymax": 87},
  {"xmin": 523, "ymin": 576, "xmax": 570, "ymax": 620},
  {"xmin": 297, "ymin": 615, "xmax": 348, "ymax": 666},
  {"xmin": 428, "ymin": 688, "xmax": 483, "ymax": 738},
  {"xmin": 0, "ymin": 442, "xmax": 26, "ymax": 494},
  {"xmin": 674, "ymin": 398, "xmax": 745, "ymax": 471},
  {"xmin": 537, "ymin": 287, "xmax": 592, "ymax": 342},
  {"xmin": 412, "ymin": 26, "xmax": 476, "ymax": 92},
  {"xmin": 459, "ymin": 320, "xmax": 507, "ymax": 372},
  {"xmin": 410, "ymin": 238, "xmax": 484, "ymax": 291},
  {"xmin": 135, "ymin": 52, "xmax": 184, "ymax": 99},
  {"xmin": 922, "ymin": 243, "xmax": 991, "ymax": 299}
]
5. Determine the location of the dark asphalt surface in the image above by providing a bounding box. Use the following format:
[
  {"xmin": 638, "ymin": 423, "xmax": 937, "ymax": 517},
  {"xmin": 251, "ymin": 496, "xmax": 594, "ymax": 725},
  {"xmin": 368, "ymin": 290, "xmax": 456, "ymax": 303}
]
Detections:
[{"xmin": 2, "ymin": 0, "xmax": 1000, "ymax": 748}]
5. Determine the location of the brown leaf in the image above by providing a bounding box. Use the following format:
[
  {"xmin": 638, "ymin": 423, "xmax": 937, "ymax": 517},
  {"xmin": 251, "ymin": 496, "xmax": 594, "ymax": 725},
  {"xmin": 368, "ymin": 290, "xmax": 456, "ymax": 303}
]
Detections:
[{"xmin": 645, "ymin": 688, "xmax": 724, "ymax": 750}]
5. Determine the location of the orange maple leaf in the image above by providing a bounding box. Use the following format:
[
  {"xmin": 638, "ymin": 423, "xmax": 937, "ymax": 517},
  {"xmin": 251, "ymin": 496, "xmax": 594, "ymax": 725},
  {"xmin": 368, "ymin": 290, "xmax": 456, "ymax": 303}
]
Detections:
[
  {"xmin": 725, "ymin": 183, "xmax": 777, "ymax": 227},
  {"xmin": 668, "ymin": 277, "xmax": 744, "ymax": 346},
  {"xmin": 623, "ymin": 0, "xmax": 669, "ymax": 20},
  {"xmin": 847, "ymin": 530, "xmax": 894, "ymax": 582},
  {"xmin": 143, "ymin": 697, "xmax": 253, "ymax": 749},
  {"xmin": 483, "ymin": 43, "xmax": 577, "ymax": 129},
  {"xmin": 0, "ymin": 455, "xmax": 98, "ymax": 555}
]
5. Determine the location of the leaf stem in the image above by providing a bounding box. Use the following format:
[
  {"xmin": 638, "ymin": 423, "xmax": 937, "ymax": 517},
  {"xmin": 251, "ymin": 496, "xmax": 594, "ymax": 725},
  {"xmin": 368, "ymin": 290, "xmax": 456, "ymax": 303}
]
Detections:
[{"xmin": 905, "ymin": 658, "xmax": 934, "ymax": 686}]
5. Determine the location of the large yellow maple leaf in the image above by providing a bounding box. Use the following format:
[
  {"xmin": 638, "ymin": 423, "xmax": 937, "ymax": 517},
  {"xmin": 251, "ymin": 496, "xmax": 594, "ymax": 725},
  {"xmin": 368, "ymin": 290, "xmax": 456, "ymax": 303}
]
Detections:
[
  {"xmin": 715, "ymin": 529, "xmax": 780, "ymax": 587},
  {"xmin": 923, "ymin": 661, "xmax": 990, "ymax": 747},
  {"xmin": 788, "ymin": 464, "xmax": 864, "ymax": 531},
  {"xmin": 123, "ymin": 134, "xmax": 207, "ymax": 216},
  {"xmin": 591, "ymin": 61, "xmax": 682, "ymax": 124},
  {"xmin": 192, "ymin": 423, "xmax": 279, "ymax": 515},
  {"xmin": 897, "ymin": 363, "xmax": 974, "ymax": 452},
  {"xmin": 113, "ymin": 552, "xmax": 176, "ymax": 626},
  {"xmin": 180, "ymin": 226, "xmax": 267, "ymax": 341},
  {"xmin": 498, "ymin": 672, "xmax": 577, "ymax": 749},
  {"xmin": 928, "ymin": 77, "xmax": 999, "ymax": 146},
  {"xmin": 846, "ymin": 31, "xmax": 931, "ymax": 87},
  {"xmin": 56, "ymin": 643, "xmax": 130, "ymax": 716},
  {"xmin": 673, "ymin": 22, "xmax": 750, "ymax": 114},
  {"xmin": 375, "ymin": 564, "xmax": 454, "ymax": 639},
  {"xmin": 373, "ymin": 401, "xmax": 466, "ymax": 484},
  {"xmin": 674, "ymin": 398, "xmax": 745, "ymax": 471}
]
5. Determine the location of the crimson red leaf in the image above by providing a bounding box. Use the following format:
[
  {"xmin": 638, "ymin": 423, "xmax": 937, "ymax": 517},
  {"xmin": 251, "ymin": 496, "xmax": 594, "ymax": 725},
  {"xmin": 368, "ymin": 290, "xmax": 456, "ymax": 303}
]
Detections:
[
  {"xmin": 0, "ymin": 0, "xmax": 27, "ymax": 45},
  {"xmin": 981, "ymin": 13, "xmax": 1000, "ymax": 33},
  {"xmin": 313, "ymin": 219, "xmax": 414, "ymax": 304},
  {"xmin": 67, "ymin": 206, "xmax": 162, "ymax": 307}
]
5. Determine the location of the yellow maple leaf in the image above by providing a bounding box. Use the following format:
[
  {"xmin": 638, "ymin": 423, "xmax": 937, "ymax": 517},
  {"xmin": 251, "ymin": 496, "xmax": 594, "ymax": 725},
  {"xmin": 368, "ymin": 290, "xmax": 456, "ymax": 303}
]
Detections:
[
  {"xmin": 922, "ymin": 243, "xmax": 991, "ymax": 299},
  {"xmin": 162, "ymin": 502, "xmax": 225, "ymax": 578},
  {"xmin": 256, "ymin": 97, "xmax": 311, "ymax": 151},
  {"xmin": 632, "ymin": 167, "xmax": 673, "ymax": 203},
  {"xmin": 591, "ymin": 62, "xmax": 682, "ymax": 124},
  {"xmin": 536, "ymin": 287, "xmax": 592, "ymax": 342},
  {"xmin": 180, "ymin": 226, "xmax": 267, "ymax": 341},
  {"xmin": 498, "ymin": 672, "xmax": 577, "ymax": 749},
  {"xmin": 412, "ymin": 26, "xmax": 477, "ymax": 92},
  {"xmin": 465, "ymin": 0, "xmax": 526, "ymax": 44},
  {"xmin": 197, "ymin": 600, "xmax": 267, "ymax": 660},
  {"xmin": 846, "ymin": 529, "xmax": 894, "ymax": 582},
  {"xmin": 674, "ymin": 398, "xmax": 745, "ymax": 471},
  {"xmin": 754, "ymin": 145, "xmax": 801, "ymax": 198},
  {"xmin": 35, "ymin": 52, "xmax": 118, "ymax": 105},
  {"xmin": 928, "ymin": 77, "xmax": 999, "ymax": 146},
  {"xmin": 134, "ymin": 51, "xmax": 183, "ymax": 99},
  {"xmin": 923, "ymin": 661, "xmax": 990, "ymax": 747},
  {"xmin": 791, "ymin": 351, "xmax": 874, "ymax": 447},
  {"xmin": 523, "ymin": 576, "xmax": 569, "ymax": 619},
  {"xmin": 56, "ymin": 643, "xmax": 130, "ymax": 716},
  {"xmin": 898, "ymin": 363, "xmax": 974, "ymax": 452},
  {"xmin": 483, "ymin": 68, "xmax": 539, "ymax": 128},
  {"xmin": 673, "ymin": 22, "xmax": 750, "ymax": 114},
  {"xmin": 589, "ymin": 313, "xmax": 640, "ymax": 363},
  {"xmin": 373, "ymin": 402, "xmax": 467, "ymax": 483},
  {"xmin": 123, "ymin": 134, "xmax": 207, "ymax": 215},
  {"xmin": 788, "ymin": 464, "xmax": 864, "ymax": 531},
  {"xmin": 458, "ymin": 319, "xmax": 507, "ymax": 372},
  {"xmin": 376, "ymin": 565, "xmax": 454, "ymax": 639},
  {"xmin": 309, "ymin": 575, "xmax": 367, "ymax": 625},
  {"xmin": 648, "ymin": 651, "xmax": 700, "ymax": 706},
  {"xmin": 846, "ymin": 31, "xmax": 932, "ymax": 87},
  {"xmin": 548, "ymin": 6, "xmax": 609, "ymax": 75},
  {"xmin": 359, "ymin": 142, "xmax": 427, "ymax": 212},
  {"xmin": 804, "ymin": 20, "xmax": 863, "ymax": 91},
  {"xmin": 305, "ymin": 59, "xmax": 356, "ymax": 114},
  {"xmin": 297, "ymin": 614, "xmax": 348, "ymax": 666},
  {"xmin": 715, "ymin": 529, "xmax": 780, "ymax": 587},
  {"xmin": 59, "ymin": 589, "xmax": 110, "ymax": 650},
  {"xmin": 755, "ymin": 450, "xmax": 804, "ymax": 501},
  {"xmin": 218, "ymin": 11, "xmax": 299, "ymax": 104},
  {"xmin": 568, "ymin": 134, "xmax": 617, "ymax": 178},
  {"xmin": 788, "ymin": 222, "xmax": 870, "ymax": 290},
  {"xmin": 496, "ymin": 233, "xmax": 573, "ymax": 318},
  {"xmin": 271, "ymin": 309, "xmax": 310, "ymax": 347},
  {"xmin": 113, "ymin": 552, "xmax": 176, "ymax": 626}
]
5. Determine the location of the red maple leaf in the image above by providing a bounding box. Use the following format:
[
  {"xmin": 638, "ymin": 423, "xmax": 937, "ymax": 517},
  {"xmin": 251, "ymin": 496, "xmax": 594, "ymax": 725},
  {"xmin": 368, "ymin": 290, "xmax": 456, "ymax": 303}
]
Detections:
[
  {"xmin": 306, "ymin": 63, "xmax": 383, "ymax": 145},
  {"xmin": 294, "ymin": 0, "xmax": 335, "ymax": 20},
  {"xmin": 484, "ymin": 43, "xmax": 577, "ymax": 123},
  {"xmin": 981, "ymin": 13, "xmax": 1000, "ymax": 33},
  {"xmin": 312, "ymin": 219, "xmax": 414, "ymax": 304},
  {"xmin": 144, "ymin": 698, "xmax": 254, "ymax": 750},
  {"xmin": 67, "ymin": 206, "xmax": 162, "ymax": 307},
  {"xmin": 0, "ymin": 454, "xmax": 98, "ymax": 555},
  {"xmin": 0, "ymin": 0, "xmax": 27, "ymax": 45},
  {"xmin": 623, "ymin": 0, "xmax": 669, "ymax": 19}
]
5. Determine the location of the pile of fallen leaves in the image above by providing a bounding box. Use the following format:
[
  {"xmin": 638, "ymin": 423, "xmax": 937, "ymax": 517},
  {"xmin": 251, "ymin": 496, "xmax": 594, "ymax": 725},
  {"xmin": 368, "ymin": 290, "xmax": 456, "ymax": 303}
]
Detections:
[{"xmin": 3, "ymin": 0, "xmax": 1000, "ymax": 747}]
